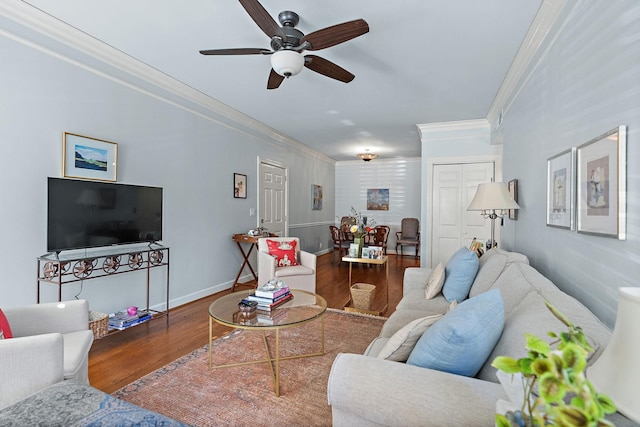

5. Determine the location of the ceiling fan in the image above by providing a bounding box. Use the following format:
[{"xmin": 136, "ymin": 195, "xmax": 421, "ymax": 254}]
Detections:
[{"xmin": 199, "ymin": 0, "xmax": 369, "ymax": 89}]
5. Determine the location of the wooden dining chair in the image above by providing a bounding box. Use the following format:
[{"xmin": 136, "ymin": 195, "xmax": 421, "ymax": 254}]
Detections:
[{"xmin": 329, "ymin": 225, "xmax": 351, "ymax": 264}]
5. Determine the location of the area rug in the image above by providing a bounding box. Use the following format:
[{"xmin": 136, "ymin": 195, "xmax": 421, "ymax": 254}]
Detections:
[{"xmin": 113, "ymin": 309, "xmax": 385, "ymax": 427}]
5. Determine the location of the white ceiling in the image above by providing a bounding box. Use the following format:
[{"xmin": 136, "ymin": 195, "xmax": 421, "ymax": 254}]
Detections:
[{"xmin": 22, "ymin": 0, "xmax": 542, "ymax": 161}]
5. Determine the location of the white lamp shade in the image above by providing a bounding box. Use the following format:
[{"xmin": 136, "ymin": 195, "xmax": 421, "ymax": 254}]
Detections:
[
  {"xmin": 467, "ymin": 182, "xmax": 520, "ymax": 211},
  {"xmin": 588, "ymin": 287, "xmax": 640, "ymax": 423},
  {"xmin": 270, "ymin": 50, "xmax": 305, "ymax": 77}
]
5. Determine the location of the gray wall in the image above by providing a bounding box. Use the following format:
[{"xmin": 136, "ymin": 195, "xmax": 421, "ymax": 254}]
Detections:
[
  {"xmin": 500, "ymin": 1, "xmax": 640, "ymax": 328},
  {"xmin": 335, "ymin": 158, "xmax": 422, "ymax": 253},
  {"xmin": 0, "ymin": 12, "xmax": 335, "ymax": 314}
]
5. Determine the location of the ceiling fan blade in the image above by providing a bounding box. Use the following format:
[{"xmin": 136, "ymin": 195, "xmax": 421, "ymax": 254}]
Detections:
[
  {"xmin": 199, "ymin": 48, "xmax": 271, "ymax": 55},
  {"xmin": 304, "ymin": 55, "xmax": 355, "ymax": 83},
  {"xmin": 300, "ymin": 19, "xmax": 369, "ymax": 51},
  {"xmin": 267, "ymin": 69, "xmax": 285, "ymax": 89},
  {"xmin": 239, "ymin": 0, "xmax": 285, "ymax": 39}
]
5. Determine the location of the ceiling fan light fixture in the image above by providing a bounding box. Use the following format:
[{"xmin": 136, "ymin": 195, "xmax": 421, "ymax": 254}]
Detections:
[
  {"xmin": 270, "ymin": 50, "xmax": 305, "ymax": 77},
  {"xmin": 357, "ymin": 151, "xmax": 379, "ymax": 162}
]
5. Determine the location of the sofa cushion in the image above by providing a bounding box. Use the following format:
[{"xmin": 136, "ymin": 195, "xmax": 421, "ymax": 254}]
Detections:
[
  {"xmin": 0, "ymin": 310, "xmax": 13, "ymax": 339},
  {"xmin": 425, "ymin": 263, "xmax": 445, "ymax": 299},
  {"xmin": 380, "ymin": 302, "xmax": 450, "ymax": 338},
  {"xmin": 376, "ymin": 314, "xmax": 444, "ymax": 361},
  {"xmin": 442, "ymin": 247, "xmax": 479, "ymax": 302},
  {"xmin": 266, "ymin": 239, "xmax": 299, "ymax": 267},
  {"xmin": 470, "ymin": 248, "xmax": 530, "ymax": 298},
  {"xmin": 406, "ymin": 289, "xmax": 504, "ymax": 377},
  {"xmin": 475, "ymin": 263, "xmax": 611, "ymax": 382}
]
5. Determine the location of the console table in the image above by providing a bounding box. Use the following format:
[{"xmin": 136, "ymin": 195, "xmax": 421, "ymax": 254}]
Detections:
[
  {"xmin": 36, "ymin": 244, "xmax": 170, "ymax": 320},
  {"xmin": 341, "ymin": 255, "xmax": 389, "ymax": 316}
]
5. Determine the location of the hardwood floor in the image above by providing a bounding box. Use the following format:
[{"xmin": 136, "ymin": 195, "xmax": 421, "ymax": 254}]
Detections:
[{"xmin": 88, "ymin": 252, "xmax": 420, "ymax": 393}]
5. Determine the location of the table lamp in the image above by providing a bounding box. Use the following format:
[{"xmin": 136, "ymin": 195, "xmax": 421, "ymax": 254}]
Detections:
[
  {"xmin": 588, "ymin": 287, "xmax": 640, "ymax": 423},
  {"xmin": 467, "ymin": 182, "xmax": 520, "ymax": 248}
]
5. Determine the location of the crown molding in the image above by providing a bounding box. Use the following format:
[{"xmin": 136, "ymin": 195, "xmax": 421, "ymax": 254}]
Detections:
[
  {"xmin": 416, "ymin": 119, "xmax": 490, "ymax": 140},
  {"xmin": 486, "ymin": 0, "xmax": 575, "ymax": 129},
  {"xmin": 1, "ymin": 0, "xmax": 335, "ymax": 164}
]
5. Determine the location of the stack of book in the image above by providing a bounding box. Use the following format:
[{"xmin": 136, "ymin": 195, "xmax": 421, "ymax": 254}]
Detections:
[
  {"xmin": 244, "ymin": 285, "xmax": 293, "ymax": 311},
  {"xmin": 108, "ymin": 310, "xmax": 152, "ymax": 330}
]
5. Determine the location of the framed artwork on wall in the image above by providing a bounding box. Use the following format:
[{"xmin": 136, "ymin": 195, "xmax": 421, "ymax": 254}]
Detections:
[
  {"xmin": 63, "ymin": 132, "xmax": 118, "ymax": 182},
  {"xmin": 546, "ymin": 148, "xmax": 576, "ymax": 230},
  {"xmin": 312, "ymin": 184, "xmax": 323, "ymax": 210},
  {"xmin": 507, "ymin": 179, "xmax": 519, "ymax": 220},
  {"xmin": 576, "ymin": 126, "xmax": 626, "ymax": 239},
  {"xmin": 234, "ymin": 173, "xmax": 247, "ymax": 199},
  {"xmin": 367, "ymin": 188, "xmax": 389, "ymax": 210}
]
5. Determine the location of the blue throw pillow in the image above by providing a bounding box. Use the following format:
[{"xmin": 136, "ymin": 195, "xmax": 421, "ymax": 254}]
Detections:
[
  {"xmin": 406, "ymin": 289, "xmax": 505, "ymax": 377},
  {"xmin": 442, "ymin": 247, "xmax": 479, "ymax": 302}
]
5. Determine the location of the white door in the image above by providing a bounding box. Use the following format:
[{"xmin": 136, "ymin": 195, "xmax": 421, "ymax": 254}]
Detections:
[
  {"xmin": 258, "ymin": 161, "xmax": 287, "ymax": 236},
  {"xmin": 431, "ymin": 162, "xmax": 494, "ymax": 266}
]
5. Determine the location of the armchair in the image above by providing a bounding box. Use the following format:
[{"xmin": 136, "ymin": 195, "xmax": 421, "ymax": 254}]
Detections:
[
  {"xmin": 1, "ymin": 299, "xmax": 94, "ymax": 401},
  {"xmin": 257, "ymin": 237, "xmax": 317, "ymax": 292},
  {"xmin": 396, "ymin": 218, "xmax": 420, "ymax": 257}
]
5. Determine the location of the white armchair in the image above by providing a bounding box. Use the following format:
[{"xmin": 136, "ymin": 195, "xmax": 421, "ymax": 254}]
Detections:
[
  {"xmin": 1, "ymin": 299, "xmax": 94, "ymax": 408},
  {"xmin": 257, "ymin": 237, "xmax": 317, "ymax": 292}
]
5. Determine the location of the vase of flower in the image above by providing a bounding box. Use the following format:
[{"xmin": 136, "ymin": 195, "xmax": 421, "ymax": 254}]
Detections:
[{"xmin": 354, "ymin": 237, "xmax": 365, "ymax": 258}]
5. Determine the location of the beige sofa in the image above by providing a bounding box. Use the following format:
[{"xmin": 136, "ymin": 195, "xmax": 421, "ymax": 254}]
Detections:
[{"xmin": 327, "ymin": 248, "xmax": 635, "ymax": 426}]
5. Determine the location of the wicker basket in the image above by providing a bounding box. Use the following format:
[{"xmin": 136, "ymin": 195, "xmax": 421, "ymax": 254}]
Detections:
[
  {"xmin": 88, "ymin": 310, "xmax": 109, "ymax": 339},
  {"xmin": 350, "ymin": 283, "xmax": 376, "ymax": 310}
]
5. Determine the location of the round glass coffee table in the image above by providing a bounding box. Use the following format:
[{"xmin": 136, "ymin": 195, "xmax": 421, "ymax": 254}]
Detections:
[{"xmin": 208, "ymin": 289, "xmax": 327, "ymax": 396}]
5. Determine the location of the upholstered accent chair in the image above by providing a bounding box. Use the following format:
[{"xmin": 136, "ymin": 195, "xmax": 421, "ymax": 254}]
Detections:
[
  {"xmin": 396, "ymin": 218, "xmax": 420, "ymax": 257},
  {"xmin": 257, "ymin": 237, "xmax": 317, "ymax": 292},
  {"xmin": 0, "ymin": 300, "xmax": 94, "ymax": 409}
]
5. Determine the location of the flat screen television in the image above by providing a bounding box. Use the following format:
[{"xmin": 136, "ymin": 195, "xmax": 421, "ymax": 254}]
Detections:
[{"xmin": 47, "ymin": 177, "xmax": 163, "ymax": 253}]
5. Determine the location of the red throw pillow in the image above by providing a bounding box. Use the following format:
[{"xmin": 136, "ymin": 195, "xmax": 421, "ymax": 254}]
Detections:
[
  {"xmin": 0, "ymin": 309, "xmax": 13, "ymax": 339},
  {"xmin": 266, "ymin": 239, "xmax": 299, "ymax": 267}
]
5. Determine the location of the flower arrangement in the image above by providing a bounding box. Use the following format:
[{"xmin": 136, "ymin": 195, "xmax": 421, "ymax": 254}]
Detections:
[
  {"xmin": 348, "ymin": 206, "xmax": 376, "ymax": 238},
  {"xmin": 492, "ymin": 301, "xmax": 616, "ymax": 427}
]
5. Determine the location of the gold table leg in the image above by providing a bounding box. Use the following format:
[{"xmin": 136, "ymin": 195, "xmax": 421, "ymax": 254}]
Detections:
[{"xmin": 208, "ymin": 317, "xmax": 325, "ymax": 396}]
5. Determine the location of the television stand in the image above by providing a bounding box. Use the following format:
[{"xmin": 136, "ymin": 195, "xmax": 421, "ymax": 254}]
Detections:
[{"xmin": 36, "ymin": 244, "xmax": 170, "ymax": 323}]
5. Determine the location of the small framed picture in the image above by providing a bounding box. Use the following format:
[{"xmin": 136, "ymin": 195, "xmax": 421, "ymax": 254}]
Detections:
[
  {"xmin": 234, "ymin": 173, "xmax": 247, "ymax": 199},
  {"xmin": 367, "ymin": 246, "xmax": 383, "ymax": 259},
  {"xmin": 546, "ymin": 148, "xmax": 575, "ymax": 229},
  {"xmin": 348, "ymin": 243, "xmax": 359, "ymax": 258},
  {"xmin": 63, "ymin": 132, "xmax": 118, "ymax": 182},
  {"xmin": 361, "ymin": 247, "xmax": 372, "ymax": 259},
  {"xmin": 576, "ymin": 126, "xmax": 626, "ymax": 239},
  {"xmin": 507, "ymin": 179, "xmax": 518, "ymax": 220}
]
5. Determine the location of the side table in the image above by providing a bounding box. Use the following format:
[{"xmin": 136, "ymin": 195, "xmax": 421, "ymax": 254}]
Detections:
[
  {"xmin": 231, "ymin": 233, "xmax": 276, "ymax": 291},
  {"xmin": 341, "ymin": 255, "xmax": 389, "ymax": 316}
]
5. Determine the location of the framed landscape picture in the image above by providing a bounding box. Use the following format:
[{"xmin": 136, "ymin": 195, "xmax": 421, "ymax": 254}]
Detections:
[
  {"xmin": 576, "ymin": 126, "xmax": 626, "ymax": 239},
  {"xmin": 63, "ymin": 132, "xmax": 118, "ymax": 182},
  {"xmin": 546, "ymin": 148, "xmax": 575, "ymax": 230},
  {"xmin": 367, "ymin": 188, "xmax": 389, "ymax": 210}
]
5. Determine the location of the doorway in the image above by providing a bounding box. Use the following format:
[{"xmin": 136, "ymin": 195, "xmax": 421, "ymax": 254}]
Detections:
[
  {"xmin": 430, "ymin": 161, "xmax": 494, "ymax": 266},
  {"xmin": 258, "ymin": 159, "xmax": 288, "ymax": 236}
]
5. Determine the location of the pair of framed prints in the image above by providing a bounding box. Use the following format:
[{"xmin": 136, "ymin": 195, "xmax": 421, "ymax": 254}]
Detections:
[{"xmin": 546, "ymin": 126, "xmax": 626, "ymax": 240}]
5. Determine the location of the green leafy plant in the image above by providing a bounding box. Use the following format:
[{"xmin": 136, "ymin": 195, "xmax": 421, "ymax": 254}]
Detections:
[{"xmin": 492, "ymin": 301, "xmax": 617, "ymax": 427}]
